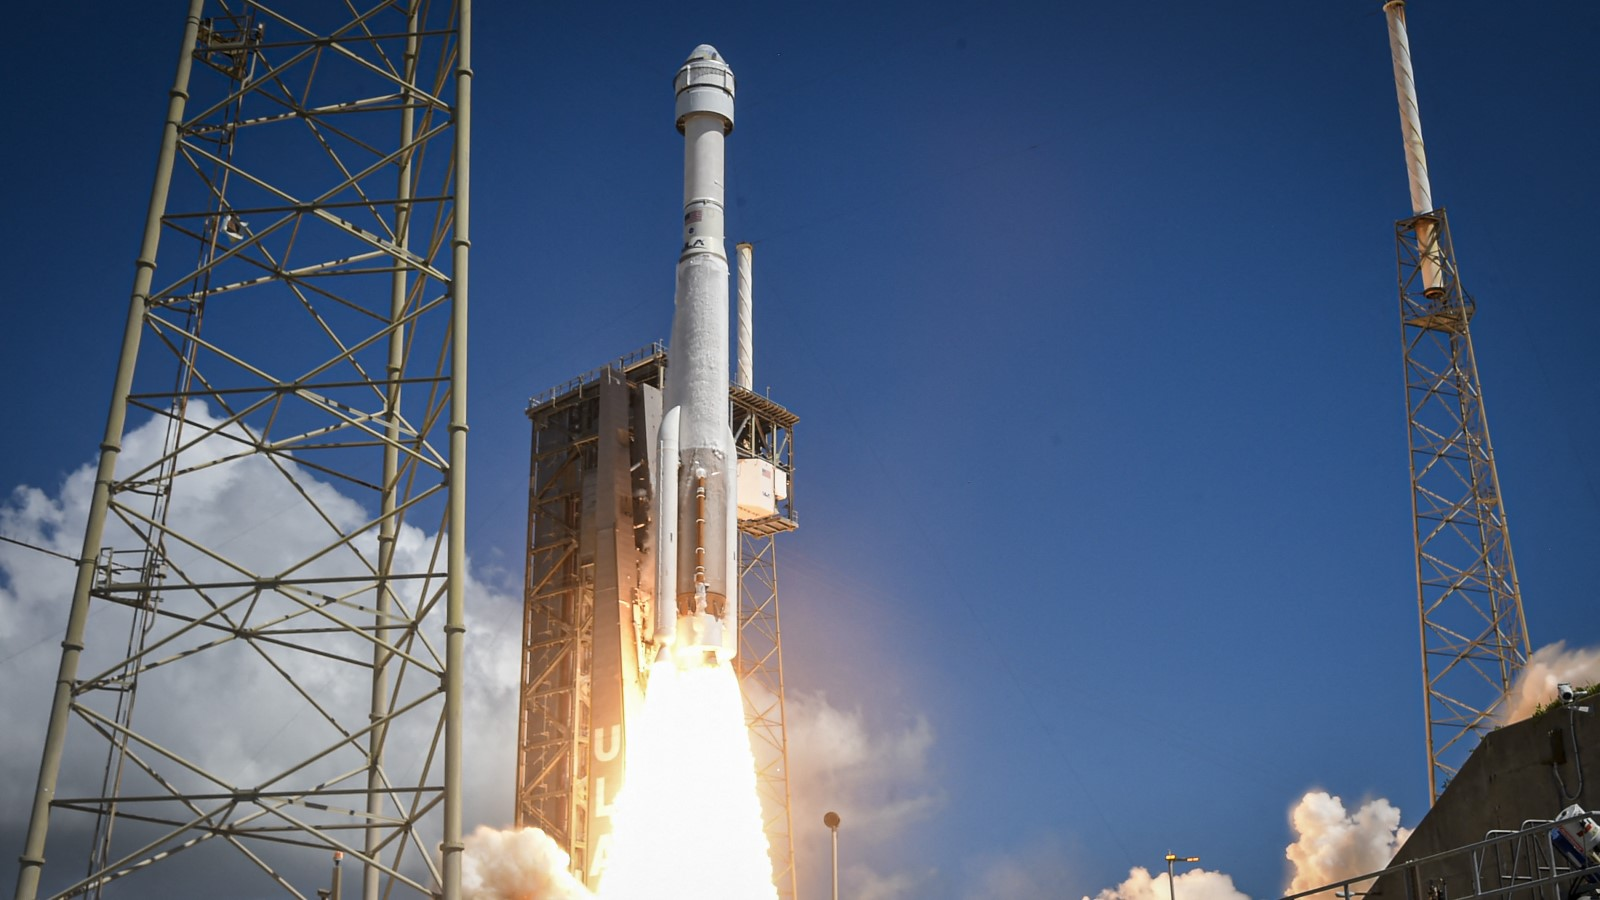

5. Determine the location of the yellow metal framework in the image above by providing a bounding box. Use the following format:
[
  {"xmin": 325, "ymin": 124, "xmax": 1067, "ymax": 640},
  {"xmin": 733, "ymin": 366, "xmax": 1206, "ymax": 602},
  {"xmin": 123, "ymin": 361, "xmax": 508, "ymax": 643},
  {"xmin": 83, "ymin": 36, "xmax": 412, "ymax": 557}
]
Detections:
[{"xmin": 1396, "ymin": 208, "xmax": 1530, "ymax": 802}]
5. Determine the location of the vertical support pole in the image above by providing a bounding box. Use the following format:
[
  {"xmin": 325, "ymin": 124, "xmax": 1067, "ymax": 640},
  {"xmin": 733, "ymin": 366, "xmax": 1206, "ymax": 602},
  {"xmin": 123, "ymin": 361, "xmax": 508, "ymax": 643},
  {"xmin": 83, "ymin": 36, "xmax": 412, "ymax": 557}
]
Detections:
[
  {"xmin": 441, "ymin": 2, "xmax": 472, "ymax": 897},
  {"xmin": 736, "ymin": 242, "xmax": 753, "ymax": 391},
  {"xmin": 365, "ymin": 6, "xmax": 420, "ymax": 897},
  {"xmin": 12, "ymin": 4, "xmax": 204, "ymax": 897}
]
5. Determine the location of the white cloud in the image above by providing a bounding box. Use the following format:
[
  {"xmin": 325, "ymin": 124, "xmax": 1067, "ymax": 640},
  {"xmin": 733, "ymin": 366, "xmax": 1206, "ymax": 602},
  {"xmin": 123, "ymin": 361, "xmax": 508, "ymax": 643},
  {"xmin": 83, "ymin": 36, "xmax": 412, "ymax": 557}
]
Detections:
[
  {"xmin": 0, "ymin": 406, "xmax": 523, "ymax": 893},
  {"xmin": 960, "ymin": 833, "xmax": 1076, "ymax": 900},
  {"xmin": 1075, "ymin": 790, "xmax": 1412, "ymax": 900},
  {"xmin": 846, "ymin": 861, "xmax": 938, "ymax": 900},
  {"xmin": 1084, "ymin": 865, "xmax": 1249, "ymax": 900},
  {"xmin": 780, "ymin": 686, "xmax": 944, "ymax": 892},
  {"xmin": 783, "ymin": 687, "xmax": 943, "ymax": 836},
  {"xmin": 1284, "ymin": 791, "xmax": 1411, "ymax": 897},
  {"xmin": 1500, "ymin": 642, "xmax": 1600, "ymax": 724}
]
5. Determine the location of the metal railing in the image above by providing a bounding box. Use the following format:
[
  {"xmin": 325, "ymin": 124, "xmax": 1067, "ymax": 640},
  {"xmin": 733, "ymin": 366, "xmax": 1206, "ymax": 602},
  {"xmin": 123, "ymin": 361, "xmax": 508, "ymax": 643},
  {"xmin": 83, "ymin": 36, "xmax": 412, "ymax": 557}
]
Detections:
[
  {"xmin": 527, "ymin": 341, "xmax": 667, "ymax": 410},
  {"xmin": 1281, "ymin": 812, "xmax": 1598, "ymax": 900}
]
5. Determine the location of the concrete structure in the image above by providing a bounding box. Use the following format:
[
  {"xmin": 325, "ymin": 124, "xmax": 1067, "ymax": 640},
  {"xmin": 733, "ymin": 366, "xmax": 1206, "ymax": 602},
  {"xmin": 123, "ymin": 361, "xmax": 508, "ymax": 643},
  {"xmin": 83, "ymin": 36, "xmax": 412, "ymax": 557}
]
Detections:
[{"xmin": 1364, "ymin": 701, "xmax": 1600, "ymax": 900}]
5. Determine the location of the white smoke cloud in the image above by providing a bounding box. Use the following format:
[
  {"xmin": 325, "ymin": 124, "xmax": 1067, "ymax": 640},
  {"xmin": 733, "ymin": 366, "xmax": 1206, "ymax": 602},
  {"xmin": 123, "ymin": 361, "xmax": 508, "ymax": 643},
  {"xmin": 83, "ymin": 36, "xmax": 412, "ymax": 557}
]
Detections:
[
  {"xmin": 0, "ymin": 406, "xmax": 523, "ymax": 892},
  {"xmin": 1073, "ymin": 790, "xmax": 1412, "ymax": 900},
  {"xmin": 776, "ymin": 688, "xmax": 943, "ymax": 897},
  {"xmin": 846, "ymin": 862, "xmax": 937, "ymax": 900},
  {"xmin": 1083, "ymin": 865, "xmax": 1249, "ymax": 900},
  {"xmin": 1284, "ymin": 791, "xmax": 1411, "ymax": 896},
  {"xmin": 461, "ymin": 826, "xmax": 592, "ymax": 900},
  {"xmin": 1500, "ymin": 642, "xmax": 1600, "ymax": 724},
  {"xmin": 960, "ymin": 833, "xmax": 1076, "ymax": 900},
  {"xmin": 783, "ymin": 688, "xmax": 943, "ymax": 836}
]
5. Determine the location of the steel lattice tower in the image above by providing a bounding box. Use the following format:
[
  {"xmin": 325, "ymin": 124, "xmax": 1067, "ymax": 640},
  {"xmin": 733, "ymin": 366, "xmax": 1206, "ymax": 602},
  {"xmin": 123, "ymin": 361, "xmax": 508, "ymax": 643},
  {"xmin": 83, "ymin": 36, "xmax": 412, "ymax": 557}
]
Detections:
[
  {"xmin": 732, "ymin": 385, "xmax": 800, "ymax": 900},
  {"xmin": 14, "ymin": 2, "xmax": 470, "ymax": 897},
  {"xmin": 1383, "ymin": 1, "xmax": 1529, "ymax": 803}
]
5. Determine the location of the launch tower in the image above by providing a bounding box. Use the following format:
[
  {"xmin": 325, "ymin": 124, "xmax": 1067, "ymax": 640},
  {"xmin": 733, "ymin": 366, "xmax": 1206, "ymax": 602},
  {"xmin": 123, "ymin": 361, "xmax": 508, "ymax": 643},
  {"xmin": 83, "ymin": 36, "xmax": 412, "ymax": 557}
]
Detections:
[
  {"xmin": 516, "ymin": 346, "xmax": 799, "ymax": 894},
  {"xmin": 1382, "ymin": 0, "xmax": 1530, "ymax": 802},
  {"xmin": 14, "ymin": 3, "xmax": 470, "ymax": 898}
]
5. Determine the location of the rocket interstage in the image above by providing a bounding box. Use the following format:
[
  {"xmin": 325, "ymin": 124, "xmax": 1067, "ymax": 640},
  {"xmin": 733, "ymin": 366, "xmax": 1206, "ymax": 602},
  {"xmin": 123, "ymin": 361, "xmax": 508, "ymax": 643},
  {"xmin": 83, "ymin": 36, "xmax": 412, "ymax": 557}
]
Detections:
[{"xmin": 656, "ymin": 45, "xmax": 739, "ymax": 664}]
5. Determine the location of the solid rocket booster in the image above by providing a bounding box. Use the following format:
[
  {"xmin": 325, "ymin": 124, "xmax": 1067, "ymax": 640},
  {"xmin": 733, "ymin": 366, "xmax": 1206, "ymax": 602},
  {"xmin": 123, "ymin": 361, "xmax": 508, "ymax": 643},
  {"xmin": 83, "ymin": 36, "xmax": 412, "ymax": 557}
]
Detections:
[{"xmin": 656, "ymin": 45, "xmax": 738, "ymax": 664}]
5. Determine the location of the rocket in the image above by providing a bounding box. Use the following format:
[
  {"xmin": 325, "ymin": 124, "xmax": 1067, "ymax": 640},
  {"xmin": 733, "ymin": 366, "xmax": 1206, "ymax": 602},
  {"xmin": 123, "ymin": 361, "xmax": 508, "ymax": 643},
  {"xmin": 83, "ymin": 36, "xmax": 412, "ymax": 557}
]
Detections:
[{"xmin": 656, "ymin": 45, "xmax": 738, "ymax": 665}]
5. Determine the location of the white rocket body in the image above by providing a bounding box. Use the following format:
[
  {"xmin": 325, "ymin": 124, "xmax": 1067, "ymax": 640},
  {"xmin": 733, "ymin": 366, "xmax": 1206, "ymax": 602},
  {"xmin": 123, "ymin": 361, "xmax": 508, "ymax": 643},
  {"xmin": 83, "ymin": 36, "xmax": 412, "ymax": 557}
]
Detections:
[{"xmin": 655, "ymin": 45, "xmax": 738, "ymax": 664}]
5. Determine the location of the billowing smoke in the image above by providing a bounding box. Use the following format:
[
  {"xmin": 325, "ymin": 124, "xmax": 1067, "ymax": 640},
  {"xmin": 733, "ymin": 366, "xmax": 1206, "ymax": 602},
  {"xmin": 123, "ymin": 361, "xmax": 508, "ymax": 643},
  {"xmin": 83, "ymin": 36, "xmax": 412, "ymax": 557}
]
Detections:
[
  {"xmin": 783, "ymin": 688, "xmax": 943, "ymax": 839},
  {"xmin": 1499, "ymin": 642, "xmax": 1600, "ymax": 724},
  {"xmin": 959, "ymin": 834, "xmax": 1074, "ymax": 900},
  {"xmin": 461, "ymin": 826, "xmax": 592, "ymax": 900},
  {"xmin": 1072, "ymin": 790, "xmax": 1410, "ymax": 900},
  {"xmin": 1082, "ymin": 865, "xmax": 1249, "ymax": 900},
  {"xmin": 1284, "ymin": 791, "xmax": 1411, "ymax": 896},
  {"xmin": 0, "ymin": 405, "xmax": 523, "ymax": 890},
  {"xmin": 781, "ymin": 687, "xmax": 944, "ymax": 894}
]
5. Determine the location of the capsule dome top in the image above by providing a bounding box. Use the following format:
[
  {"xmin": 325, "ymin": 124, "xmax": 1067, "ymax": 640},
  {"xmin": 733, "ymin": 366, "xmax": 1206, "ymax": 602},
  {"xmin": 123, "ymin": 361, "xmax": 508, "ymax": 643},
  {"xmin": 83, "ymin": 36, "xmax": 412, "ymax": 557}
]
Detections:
[{"xmin": 687, "ymin": 44, "xmax": 723, "ymax": 63}]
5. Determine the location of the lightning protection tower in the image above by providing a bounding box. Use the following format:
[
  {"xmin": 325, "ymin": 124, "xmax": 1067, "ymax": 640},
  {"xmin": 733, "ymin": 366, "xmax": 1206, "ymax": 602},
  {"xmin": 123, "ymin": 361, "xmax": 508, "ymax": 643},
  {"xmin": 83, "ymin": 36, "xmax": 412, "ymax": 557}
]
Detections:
[
  {"xmin": 1382, "ymin": 0, "xmax": 1530, "ymax": 803},
  {"xmin": 15, "ymin": 3, "xmax": 471, "ymax": 898}
]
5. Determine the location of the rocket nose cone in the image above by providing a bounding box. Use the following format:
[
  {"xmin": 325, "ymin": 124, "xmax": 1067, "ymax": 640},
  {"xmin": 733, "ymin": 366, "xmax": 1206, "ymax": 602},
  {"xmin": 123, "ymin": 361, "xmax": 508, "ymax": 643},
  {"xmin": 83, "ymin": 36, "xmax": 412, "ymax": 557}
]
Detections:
[{"xmin": 687, "ymin": 44, "xmax": 723, "ymax": 63}]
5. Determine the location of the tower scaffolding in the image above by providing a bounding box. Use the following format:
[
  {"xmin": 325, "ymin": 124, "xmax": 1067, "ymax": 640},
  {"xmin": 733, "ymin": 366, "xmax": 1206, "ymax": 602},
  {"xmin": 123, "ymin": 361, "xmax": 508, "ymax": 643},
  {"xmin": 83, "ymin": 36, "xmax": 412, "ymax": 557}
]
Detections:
[
  {"xmin": 732, "ymin": 384, "xmax": 800, "ymax": 900},
  {"xmin": 14, "ymin": 3, "xmax": 470, "ymax": 897},
  {"xmin": 1382, "ymin": 0, "xmax": 1530, "ymax": 802},
  {"xmin": 517, "ymin": 349, "xmax": 799, "ymax": 896}
]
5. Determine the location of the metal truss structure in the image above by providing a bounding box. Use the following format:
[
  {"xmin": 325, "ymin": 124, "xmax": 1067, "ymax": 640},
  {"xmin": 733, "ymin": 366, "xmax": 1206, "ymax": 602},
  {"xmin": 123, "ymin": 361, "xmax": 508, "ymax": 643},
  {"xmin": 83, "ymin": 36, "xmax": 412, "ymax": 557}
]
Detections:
[
  {"xmin": 518, "ymin": 347, "xmax": 668, "ymax": 881},
  {"xmin": 15, "ymin": 2, "xmax": 470, "ymax": 897},
  {"xmin": 732, "ymin": 386, "xmax": 799, "ymax": 900},
  {"xmin": 517, "ymin": 383, "xmax": 596, "ymax": 860},
  {"xmin": 1396, "ymin": 209, "xmax": 1529, "ymax": 802}
]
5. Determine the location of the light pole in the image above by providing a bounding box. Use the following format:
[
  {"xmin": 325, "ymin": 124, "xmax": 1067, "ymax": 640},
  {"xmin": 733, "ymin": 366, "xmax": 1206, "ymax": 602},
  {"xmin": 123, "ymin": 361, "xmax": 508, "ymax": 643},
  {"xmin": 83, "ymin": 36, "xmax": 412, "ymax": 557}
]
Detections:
[
  {"xmin": 825, "ymin": 811, "xmax": 841, "ymax": 900},
  {"xmin": 1165, "ymin": 852, "xmax": 1199, "ymax": 900}
]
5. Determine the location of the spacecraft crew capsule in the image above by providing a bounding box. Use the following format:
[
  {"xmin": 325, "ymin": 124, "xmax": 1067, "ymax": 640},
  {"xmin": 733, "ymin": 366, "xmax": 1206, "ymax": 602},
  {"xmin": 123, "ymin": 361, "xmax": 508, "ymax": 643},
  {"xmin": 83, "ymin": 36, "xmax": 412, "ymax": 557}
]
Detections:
[{"xmin": 655, "ymin": 45, "xmax": 739, "ymax": 664}]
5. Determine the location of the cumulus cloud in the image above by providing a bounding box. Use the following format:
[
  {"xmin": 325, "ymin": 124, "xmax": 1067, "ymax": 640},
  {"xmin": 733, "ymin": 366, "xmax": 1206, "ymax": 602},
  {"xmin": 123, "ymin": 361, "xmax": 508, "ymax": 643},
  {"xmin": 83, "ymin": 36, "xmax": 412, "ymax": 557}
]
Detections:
[
  {"xmin": 1284, "ymin": 791, "xmax": 1411, "ymax": 896},
  {"xmin": 1500, "ymin": 642, "xmax": 1600, "ymax": 724},
  {"xmin": 1083, "ymin": 865, "xmax": 1249, "ymax": 900},
  {"xmin": 0, "ymin": 406, "xmax": 523, "ymax": 893},
  {"xmin": 1074, "ymin": 790, "xmax": 1412, "ymax": 900}
]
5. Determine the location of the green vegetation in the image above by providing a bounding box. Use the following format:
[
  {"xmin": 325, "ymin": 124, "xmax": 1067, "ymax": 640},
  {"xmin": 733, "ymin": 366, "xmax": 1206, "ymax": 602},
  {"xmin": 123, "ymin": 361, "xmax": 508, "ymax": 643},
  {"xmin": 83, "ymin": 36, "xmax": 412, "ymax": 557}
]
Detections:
[{"xmin": 1533, "ymin": 683, "xmax": 1600, "ymax": 718}]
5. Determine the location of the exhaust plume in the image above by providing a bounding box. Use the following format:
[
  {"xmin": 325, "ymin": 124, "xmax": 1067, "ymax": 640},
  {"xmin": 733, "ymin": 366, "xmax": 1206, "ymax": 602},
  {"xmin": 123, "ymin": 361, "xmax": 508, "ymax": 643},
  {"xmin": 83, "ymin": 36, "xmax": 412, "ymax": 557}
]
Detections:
[
  {"xmin": 461, "ymin": 826, "xmax": 592, "ymax": 900},
  {"xmin": 1500, "ymin": 642, "xmax": 1600, "ymax": 724}
]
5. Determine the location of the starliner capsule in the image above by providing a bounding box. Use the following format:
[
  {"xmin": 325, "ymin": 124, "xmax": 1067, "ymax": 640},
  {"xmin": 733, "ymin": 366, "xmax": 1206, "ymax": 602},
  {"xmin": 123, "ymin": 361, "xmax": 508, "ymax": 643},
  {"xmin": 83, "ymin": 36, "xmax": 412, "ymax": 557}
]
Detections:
[{"xmin": 655, "ymin": 45, "xmax": 739, "ymax": 664}]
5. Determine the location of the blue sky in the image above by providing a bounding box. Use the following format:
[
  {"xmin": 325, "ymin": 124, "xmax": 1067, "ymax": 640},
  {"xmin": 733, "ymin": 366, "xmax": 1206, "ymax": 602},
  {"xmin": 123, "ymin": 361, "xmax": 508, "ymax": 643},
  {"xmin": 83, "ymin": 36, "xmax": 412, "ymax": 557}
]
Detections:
[{"xmin": 2, "ymin": 2, "xmax": 1598, "ymax": 898}]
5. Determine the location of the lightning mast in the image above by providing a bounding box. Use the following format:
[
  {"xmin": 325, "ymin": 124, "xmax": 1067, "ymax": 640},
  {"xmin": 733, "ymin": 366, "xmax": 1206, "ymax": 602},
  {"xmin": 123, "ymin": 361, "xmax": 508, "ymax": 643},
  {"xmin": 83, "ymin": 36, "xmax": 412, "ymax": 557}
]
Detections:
[
  {"xmin": 1382, "ymin": 0, "xmax": 1530, "ymax": 802},
  {"xmin": 14, "ymin": 3, "xmax": 470, "ymax": 897}
]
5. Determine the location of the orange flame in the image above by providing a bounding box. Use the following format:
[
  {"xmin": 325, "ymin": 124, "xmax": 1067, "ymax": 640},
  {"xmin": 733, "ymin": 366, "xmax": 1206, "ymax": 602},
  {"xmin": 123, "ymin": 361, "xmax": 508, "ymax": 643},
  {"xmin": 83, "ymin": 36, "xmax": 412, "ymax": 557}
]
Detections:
[{"xmin": 595, "ymin": 660, "xmax": 777, "ymax": 898}]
